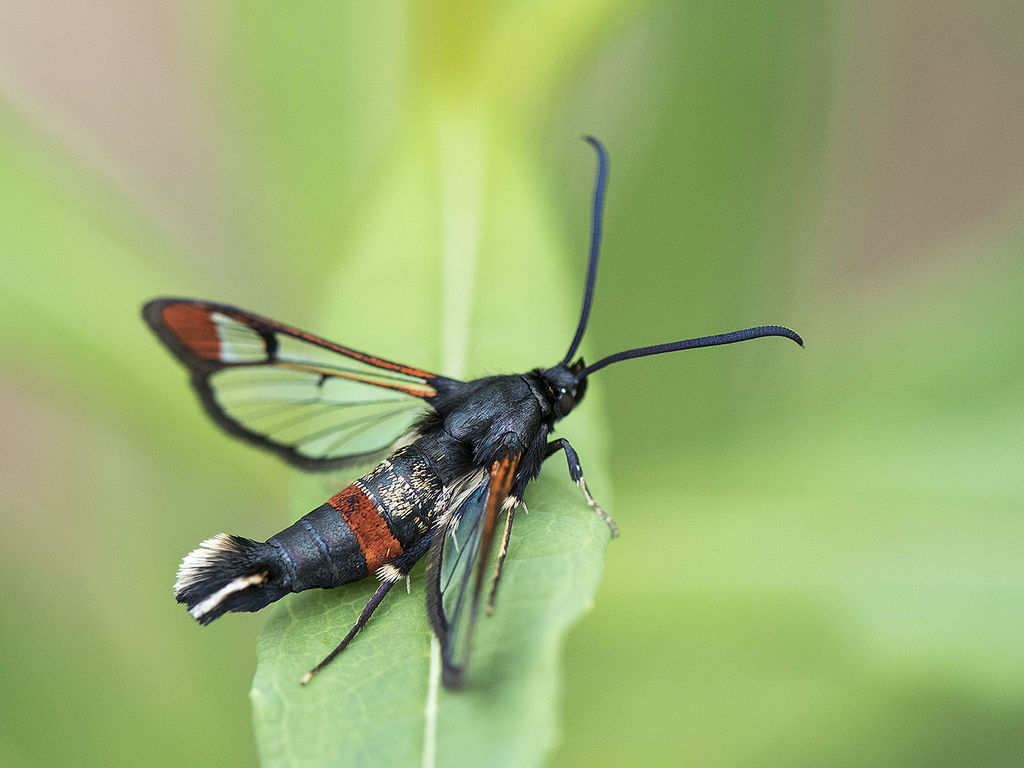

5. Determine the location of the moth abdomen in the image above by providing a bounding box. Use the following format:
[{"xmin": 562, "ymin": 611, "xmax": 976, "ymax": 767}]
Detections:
[{"xmin": 177, "ymin": 443, "xmax": 449, "ymax": 625}]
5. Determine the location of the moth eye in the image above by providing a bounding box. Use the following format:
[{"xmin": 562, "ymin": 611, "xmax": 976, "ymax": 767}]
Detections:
[{"xmin": 557, "ymin": 388, "xmax": 575, "ymax": 413}]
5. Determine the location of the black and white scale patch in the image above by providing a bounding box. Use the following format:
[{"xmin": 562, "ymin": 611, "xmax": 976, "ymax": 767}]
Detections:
[{"xmin": 356, "ymin": 446, "xmax": 439, "ymax": 534}]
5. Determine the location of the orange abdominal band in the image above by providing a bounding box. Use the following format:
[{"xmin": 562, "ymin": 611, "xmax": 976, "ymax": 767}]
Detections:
[{"xmin": 327, "ymin": 486, "xmax": 404, "ymax": 571}]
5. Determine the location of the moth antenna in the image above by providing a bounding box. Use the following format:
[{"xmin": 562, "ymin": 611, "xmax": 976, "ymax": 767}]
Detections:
[
  {"xmin": 561, "ymin": 135, "xmax": 609, "ymax": 366},
  {"xmin": 579, "ymin": 325, "xmax": 803, "ymax": 378}
]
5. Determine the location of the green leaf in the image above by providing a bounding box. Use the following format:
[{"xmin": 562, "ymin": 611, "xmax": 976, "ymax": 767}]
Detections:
[
  {"xmin": 252, "ymin": 469, "xmax": 611, "ymax": 767},
  {"xmin": 250, "ymin": 132, "xmax": 615, "ymax": 766}
]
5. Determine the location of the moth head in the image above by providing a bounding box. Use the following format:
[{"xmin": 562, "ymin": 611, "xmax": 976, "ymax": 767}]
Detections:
[{"xmin": 540, "ymin": 359, "xmax": 587, "ymax": 420}]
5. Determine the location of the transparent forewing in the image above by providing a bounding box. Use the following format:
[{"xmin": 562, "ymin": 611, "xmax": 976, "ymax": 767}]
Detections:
[
  {"xmin": 438, "ymin": 484, "xmax": 489, "ymax": 669},
  {"xmin": 143, "ymin": 299, "xmax": 449, "ymax": 469},
  {"xmin": 229, "ymin": 322, "xmax": 437, "ymax": 396},
  {"xmin": 206, "ymin": 366, "xmax": 424, "ymax": 461},
  {"xmin": 427, "ymin": 455, "xmax": 520, "ymax": 687}
]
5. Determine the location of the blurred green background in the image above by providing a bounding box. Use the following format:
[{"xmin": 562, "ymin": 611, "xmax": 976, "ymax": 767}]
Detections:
[{"xmin": 3, "ymin": 2, "xmax": 1023, "ymax": 766}]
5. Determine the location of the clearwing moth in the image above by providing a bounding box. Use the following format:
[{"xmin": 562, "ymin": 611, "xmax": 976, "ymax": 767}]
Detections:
[{"xmin": 145, "ymin": 137, "xmax": 803, "ymax": 688}]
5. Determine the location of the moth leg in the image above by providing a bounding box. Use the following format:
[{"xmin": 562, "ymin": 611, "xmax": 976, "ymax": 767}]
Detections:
[
  {"xmin": 485, "ymin": 499, "xmax": 518, "ymax": 616},
  {"xmin": 545, "ymin": 438, "xmax": 620, "ymax": 538},
  {"xmin": 301, "ymin": 534, "xmax": 431, "ymax": 685},
  {"xmin": 301, "ymin": 580, "xmax": 396, "ymax": 685}
]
